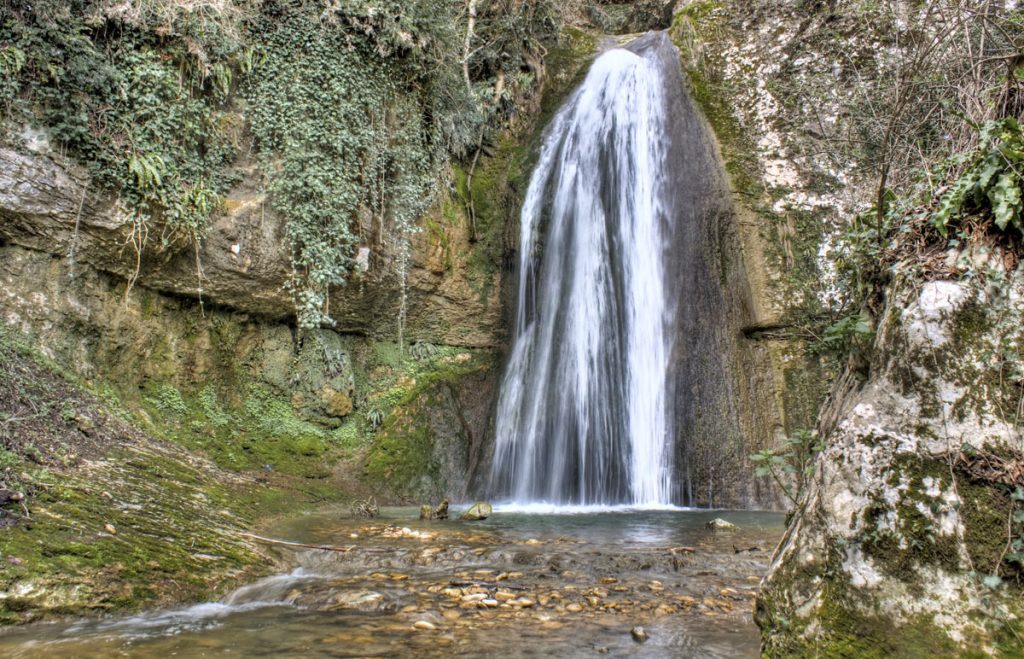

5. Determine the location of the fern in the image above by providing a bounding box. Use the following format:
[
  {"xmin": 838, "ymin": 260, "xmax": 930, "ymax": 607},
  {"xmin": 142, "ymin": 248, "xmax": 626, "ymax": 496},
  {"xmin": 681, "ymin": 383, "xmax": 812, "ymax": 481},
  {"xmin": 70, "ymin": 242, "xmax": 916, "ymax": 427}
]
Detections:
[{"xmin": 128, "ymin": 153, "xmax": 165, "ymax": 190}]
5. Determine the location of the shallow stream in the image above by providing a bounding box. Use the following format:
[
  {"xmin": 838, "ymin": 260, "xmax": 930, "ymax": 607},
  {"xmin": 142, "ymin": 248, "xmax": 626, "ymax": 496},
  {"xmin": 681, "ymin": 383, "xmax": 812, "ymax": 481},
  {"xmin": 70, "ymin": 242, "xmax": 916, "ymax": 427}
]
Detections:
[{"xmin": 0, "ymin": 507, "xmax": 784, "ymax": 657}]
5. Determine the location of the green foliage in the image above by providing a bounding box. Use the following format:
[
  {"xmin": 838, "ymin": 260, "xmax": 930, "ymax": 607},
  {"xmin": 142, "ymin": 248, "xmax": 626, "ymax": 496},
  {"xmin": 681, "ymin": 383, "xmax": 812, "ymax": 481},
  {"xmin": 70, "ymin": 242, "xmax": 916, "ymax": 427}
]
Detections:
[
  {"xmin": 408, "ymin": 341, "xmax": 440, "ymax": 361},
  {"xmin": 751, "ymin": 430, "xmax": 823, "ymax": 507},
  {"xmin": 244, "ymin": 3, "xmax": 478, "ymax": 328},
  {"xmin": 933, "ymin": 118, "xmax": 1024, "ymax": 237},
  {"xmin": 1009, "ymin": 486, "xmax": 1024, "ymax": 570},
  {"xmin": 242, "ymin": 386, "xmax": 324, "ymax": 441},
  {"xmin": 198, "ymin": 385, "xmax": 231, "ymax": 427},
  {"xmin": 243, "ymin": 1, "xmax": 559, "ymax": 327},
  {"xmin": 0, "ymin": 448, "xmax": 20, "ymax": 470},
  {"xmin": 3, "ymin": 1, "xmax": 561, "ymax": 327},
  {"xmin": 0, "ymin": 2, "xmax": 244, "ymax": 253},
  {"xmin": 366, "ymin": 406, "xmax": 386, "ymax": 430},
  {"xmin": 149, "ymin": 384, "xmax": 188, "ymax": 416},
  {"xmin": 812, "ymin": 312, "xmax": 875, "ymax": 365}
]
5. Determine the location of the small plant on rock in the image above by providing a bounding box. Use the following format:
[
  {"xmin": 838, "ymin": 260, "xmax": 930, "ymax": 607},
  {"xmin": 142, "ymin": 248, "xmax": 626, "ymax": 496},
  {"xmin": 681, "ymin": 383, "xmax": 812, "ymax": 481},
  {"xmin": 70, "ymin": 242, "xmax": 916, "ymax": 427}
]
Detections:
[
  {"xmin": 751, "ymin": 430, "xmax": 824, "ymax": 508},
  {"xmin": 933, "ymin": 118, "xmax": 1024, "ymax": 238},
  {"xmin": 408, "ymin": 341, "xmax": 439, "ymax": 362},
  {"xmin": 366, "ymin": 407, "xmax": 386, "ymax": 431}
]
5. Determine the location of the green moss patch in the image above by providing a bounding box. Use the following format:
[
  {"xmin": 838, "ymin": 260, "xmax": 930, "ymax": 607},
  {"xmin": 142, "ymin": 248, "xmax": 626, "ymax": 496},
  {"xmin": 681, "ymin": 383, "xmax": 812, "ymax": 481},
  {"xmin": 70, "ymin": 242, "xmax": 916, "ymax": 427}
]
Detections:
[
  {"xmin": 358, "ymin": 343, "xmax": 494, "ymax": 502},
  {"xmin": 759, "ymin": 540, "xmax": 962, "ymax": 657},
  {"xmin": 139, "ymin": 383, "xmax": 338, "ymax": 480},
  {"xmin": 856, "ymin": 454, "xmax": 962, "ymax": 584},
  {"xmin": 0, "ymin": 326, "xmax": 347, "ymax": 625}
]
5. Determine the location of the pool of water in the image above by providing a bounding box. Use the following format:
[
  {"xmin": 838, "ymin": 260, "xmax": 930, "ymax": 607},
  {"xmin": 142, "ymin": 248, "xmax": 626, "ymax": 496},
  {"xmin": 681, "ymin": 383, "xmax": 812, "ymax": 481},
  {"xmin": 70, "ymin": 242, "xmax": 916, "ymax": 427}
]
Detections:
[{"xmin": 0, "ymin": 507, "xmax": 784, "ymax": 657}]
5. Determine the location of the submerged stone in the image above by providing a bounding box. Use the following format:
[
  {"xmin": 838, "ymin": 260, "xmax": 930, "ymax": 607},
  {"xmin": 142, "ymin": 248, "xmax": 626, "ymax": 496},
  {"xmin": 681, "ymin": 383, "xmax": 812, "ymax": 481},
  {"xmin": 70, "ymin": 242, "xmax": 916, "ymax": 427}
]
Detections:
[{"xmin": 460, "ymin": 502, "xmax": 492, "ymax": 521}]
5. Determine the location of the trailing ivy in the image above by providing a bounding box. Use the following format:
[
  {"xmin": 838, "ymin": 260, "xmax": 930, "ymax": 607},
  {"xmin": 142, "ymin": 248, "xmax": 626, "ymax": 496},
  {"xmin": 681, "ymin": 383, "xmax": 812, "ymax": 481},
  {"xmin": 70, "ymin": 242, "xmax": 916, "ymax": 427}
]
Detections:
[
  {"xmin": 245, "ymin": 4, "xmax": 466, "ymax": 327},
  {"xmin": 2, "ymin": 0, "xmax": 563, "ymax": 327},
  {"xmin": 244, "ymin": 1, "xmax": 557, "ymax": 328}
]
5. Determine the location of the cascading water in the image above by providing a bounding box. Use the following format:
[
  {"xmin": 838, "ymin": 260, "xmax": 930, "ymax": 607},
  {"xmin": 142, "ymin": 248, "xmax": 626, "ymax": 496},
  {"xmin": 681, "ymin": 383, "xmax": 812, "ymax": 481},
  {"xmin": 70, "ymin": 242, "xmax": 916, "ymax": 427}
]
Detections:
[{"xmin": 490, "ymin": 33, "xmax": 681, "ymax": 506}]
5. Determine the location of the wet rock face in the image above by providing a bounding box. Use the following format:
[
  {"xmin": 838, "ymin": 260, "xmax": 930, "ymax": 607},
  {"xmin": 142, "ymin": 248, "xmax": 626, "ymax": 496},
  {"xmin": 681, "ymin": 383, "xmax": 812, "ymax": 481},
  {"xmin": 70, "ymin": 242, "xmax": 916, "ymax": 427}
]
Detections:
[
  {"xmin": 757, "ymin": 260, "xmax": 1024, "ymax": 655},
  {"xmin": 460, "ymin": 502, "xmax": 492, "ymax": 521}
]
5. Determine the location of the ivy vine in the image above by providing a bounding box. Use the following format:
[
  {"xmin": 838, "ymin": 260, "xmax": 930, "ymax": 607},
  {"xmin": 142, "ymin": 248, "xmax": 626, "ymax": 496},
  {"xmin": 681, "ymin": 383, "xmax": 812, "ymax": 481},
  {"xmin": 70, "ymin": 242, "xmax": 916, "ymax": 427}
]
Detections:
[{"xmin": 245, "ymin": 3, "xmax": 484, "ymax": 328}]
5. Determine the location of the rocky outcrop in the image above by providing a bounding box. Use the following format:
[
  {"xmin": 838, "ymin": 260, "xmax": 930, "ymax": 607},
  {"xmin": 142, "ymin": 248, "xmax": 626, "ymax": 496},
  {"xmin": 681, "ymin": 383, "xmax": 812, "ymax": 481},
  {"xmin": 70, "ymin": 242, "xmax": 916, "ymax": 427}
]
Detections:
[
  {"xmin": 0, "ymin": 146, "xmax": 501, "ymax": 348},
  {"xmin": 0, "ymin": 147, "xmax": 294, "ymax": 317},
  {"xmin": 362, "ymin": 359, "xmax": 497, "ymax": 503},
  {"xmin": 667, "ymin": 3, "xmax": 845, "ymax": 506},
  {"xmin": 757, "ymin": 255, "xmax": 1024, "ymax": 654}
]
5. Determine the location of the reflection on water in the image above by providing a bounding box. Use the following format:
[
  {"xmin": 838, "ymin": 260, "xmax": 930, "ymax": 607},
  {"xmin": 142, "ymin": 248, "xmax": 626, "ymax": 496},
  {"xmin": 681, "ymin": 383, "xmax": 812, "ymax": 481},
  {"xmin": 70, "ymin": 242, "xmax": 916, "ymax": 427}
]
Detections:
[{"xmin": 0, "ymin": 508, "xmax": 784, "ymax": 658}]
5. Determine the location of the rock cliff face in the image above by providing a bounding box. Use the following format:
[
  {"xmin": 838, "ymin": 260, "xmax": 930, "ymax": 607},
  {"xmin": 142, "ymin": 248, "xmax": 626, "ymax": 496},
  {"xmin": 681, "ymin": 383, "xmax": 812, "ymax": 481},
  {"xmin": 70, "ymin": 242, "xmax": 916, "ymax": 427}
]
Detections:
[
  {"xmin": 0, "ymin": 145, "xmax": 502, "ymax": 347},
  {"xmin": 669, "ymin": 3, "xmax": 843, "ymax": 505},
  {"xmin": 0, "ymin": 172, "xmax": 499, "ymax": 502},
  {"xmin": 758, "ymin": 259, "xmax": 1024, "ymax": 654},
  {"xmin": 677, "ymin": 0, "xmax": 1023, "ymax": 652},
  {"xmin": 0, "ymin": 24, "xmax": 599, "ymax": 505}
]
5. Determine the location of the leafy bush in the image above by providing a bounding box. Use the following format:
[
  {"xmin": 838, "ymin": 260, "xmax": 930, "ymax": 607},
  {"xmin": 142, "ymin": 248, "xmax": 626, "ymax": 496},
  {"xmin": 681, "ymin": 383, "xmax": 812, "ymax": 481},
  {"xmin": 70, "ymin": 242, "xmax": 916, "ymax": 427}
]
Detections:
[
  {"xmin": 408, "ymin": 341, "xmax": 439, "ymax": 361},
  {"xmin": 751, "ymin": 430, "xmax": 823, "ymax": 508},
  {"xmin": 811, "ymin": 312, "xmax": 875, "ymax": 367},
  {"xmin": 365, "ymin": 406, "xmax": 386, "ymax": 430},
  {"xmin": 933, "ymin": 118, "xmax": 1024, "ymax": 237},
  {"xmin": 149, "ymin": 384, "xmax": 189, "ymax": 416}
]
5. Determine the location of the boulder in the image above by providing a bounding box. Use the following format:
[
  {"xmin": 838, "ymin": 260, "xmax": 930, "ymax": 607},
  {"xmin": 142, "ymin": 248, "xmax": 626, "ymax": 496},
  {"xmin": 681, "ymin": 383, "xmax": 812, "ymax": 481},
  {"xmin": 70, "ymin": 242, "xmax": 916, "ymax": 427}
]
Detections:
[
  {"xmin": 706, "ymin": 518, "xmax": 737, "ymax": 531},
  {"xmin": 321, "ymin": 387, "xmax": 353, "ymax": 418}
]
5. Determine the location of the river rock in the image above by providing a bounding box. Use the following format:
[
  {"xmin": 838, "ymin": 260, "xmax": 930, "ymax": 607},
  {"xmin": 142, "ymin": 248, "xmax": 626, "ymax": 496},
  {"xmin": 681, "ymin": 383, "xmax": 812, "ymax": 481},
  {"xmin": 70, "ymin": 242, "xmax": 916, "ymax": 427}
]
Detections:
[
  {"xmin": 706, "ymin": 518, "xmax": 737, "ymax": 531},
  {"xmin": 319, "ymin": 590, "xmax": 386, "ymax": 612},
  {"xmin": 631, "ymin": 626, "xmax": 648, "ymax": 643},
  {"xmin": 459, "ymin": 501, "xmax": 492, "ymax": 521}
]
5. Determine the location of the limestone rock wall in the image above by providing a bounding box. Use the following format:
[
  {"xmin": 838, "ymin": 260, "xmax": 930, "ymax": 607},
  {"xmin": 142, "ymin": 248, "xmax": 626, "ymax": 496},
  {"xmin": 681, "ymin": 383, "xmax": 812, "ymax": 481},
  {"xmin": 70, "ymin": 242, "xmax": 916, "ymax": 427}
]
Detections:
[
  {"xmin": 0, "ymin": 26, "xmax": 601, "ymax": 504},
  {"xmin": 757, "ymin": 258, "xmax": 1024, "ymax": 654},
  {"xmin": 0, "ymin": 146, "xmax": 502, "ymax": 348}
]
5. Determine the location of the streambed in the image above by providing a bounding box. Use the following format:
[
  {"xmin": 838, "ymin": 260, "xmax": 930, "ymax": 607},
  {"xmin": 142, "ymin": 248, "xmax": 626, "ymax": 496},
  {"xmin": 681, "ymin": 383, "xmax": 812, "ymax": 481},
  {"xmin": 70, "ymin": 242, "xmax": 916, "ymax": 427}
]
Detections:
[{"xmin": 0, "ymin": 507, "xmax": 784, "ymax": 657}]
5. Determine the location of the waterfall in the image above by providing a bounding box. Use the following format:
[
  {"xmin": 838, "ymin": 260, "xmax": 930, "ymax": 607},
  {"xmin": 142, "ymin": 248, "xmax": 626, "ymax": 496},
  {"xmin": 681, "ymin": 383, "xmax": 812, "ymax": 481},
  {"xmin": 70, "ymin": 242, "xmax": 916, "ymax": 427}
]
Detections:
[{"xmin": 490, "ymin": 33, "xmax": 681, "ymax": 506}]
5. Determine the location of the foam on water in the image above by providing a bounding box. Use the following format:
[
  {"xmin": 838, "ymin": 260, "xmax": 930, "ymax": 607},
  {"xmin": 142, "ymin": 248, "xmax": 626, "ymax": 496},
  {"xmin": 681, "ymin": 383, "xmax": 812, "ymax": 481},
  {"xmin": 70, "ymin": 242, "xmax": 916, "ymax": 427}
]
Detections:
[{"xmin": 491, "ymin": 502, "xmax": 691, "ymax": 515}]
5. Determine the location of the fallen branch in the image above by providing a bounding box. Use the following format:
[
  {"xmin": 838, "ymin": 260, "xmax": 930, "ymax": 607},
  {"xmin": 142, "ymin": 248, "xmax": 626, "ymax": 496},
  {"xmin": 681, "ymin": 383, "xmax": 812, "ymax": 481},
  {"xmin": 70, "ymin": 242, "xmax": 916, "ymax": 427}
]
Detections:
[
  {"xmin": 240, "ymin": 532, "xmax": 357, "ymax": 553},
  {"xmin": 239, "ymin": 532, "xmax": 397, "ymax": 554}
]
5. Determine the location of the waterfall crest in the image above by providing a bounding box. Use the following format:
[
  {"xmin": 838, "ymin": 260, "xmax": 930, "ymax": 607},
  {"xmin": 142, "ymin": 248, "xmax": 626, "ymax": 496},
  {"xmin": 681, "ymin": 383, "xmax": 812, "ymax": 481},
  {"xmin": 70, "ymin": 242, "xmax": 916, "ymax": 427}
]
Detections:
[{"xmin": 490, "ymin": 33, "xmax": 680, "ymax": 506}]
